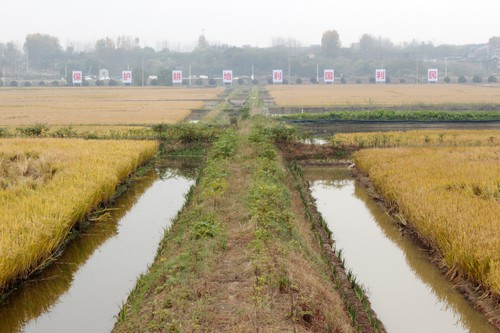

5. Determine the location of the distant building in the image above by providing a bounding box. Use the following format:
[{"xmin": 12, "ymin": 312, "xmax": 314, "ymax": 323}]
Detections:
[
  {"xmin": 468, "ymin": 44, "xmax": 500, "ymax": 69},
  {"xmin": 99, "ymin": 69, "xmax": 110, "ymax": 81}
]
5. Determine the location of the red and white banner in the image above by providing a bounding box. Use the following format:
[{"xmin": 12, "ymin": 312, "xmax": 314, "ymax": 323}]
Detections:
[
  {"xmin": 324, "ymin": 69, "xmax": 334, "ymax": 83},
  {"xmin": 122, "ymin": 71, "xmax": 132, "ymax": 84},
  {"xmin": 172, "ymin": 70, "xmax": 182, "ymax": 84},
  {"xmin": 273, "ymin": 70, "xmax": 283, "ymax": 83},
  {"xmin": 428, "ymin": 69, "xmax": 438, "ymax": 83},
  {"xmin": 223, "ymin": 70, "xmax": 233, "ymax": 83},
  {"xmin": 375, "ymin": 69, "xmax": 386, "ymax": 83},
  {"xmin": 72, "ymin": 71, "xmax": 82, "ymax": 84}
]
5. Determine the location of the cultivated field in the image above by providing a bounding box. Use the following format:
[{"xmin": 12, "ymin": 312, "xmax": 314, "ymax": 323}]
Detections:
[
  {"xmin": 0, "ymin": 138, "xmax": 158, "ymax": 292},
  {"xmin": 267, "ymin": 84, "xmax": 500, "ymax": 107},
  {"xmin": 0, "ymin": 87, "xmax": 223, "ymax": 125},
  {"xmin": 354, "ymin": 146, "xmax": 500, "ymax": 295},
  {"xmin": 331, "ymin": 129, "xmax": 500, "ymax": 148}
]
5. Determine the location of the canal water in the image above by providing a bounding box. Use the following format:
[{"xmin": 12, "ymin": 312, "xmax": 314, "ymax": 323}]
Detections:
[
  {"xmin": 304, "ymin": 167, "xmax": 498, "ymax": 333},
  {"xmin": 0, "ymin": 163, "xmax": 196, "ymax": 333},
  {"xmin": 293, "ymin": 120, "xmax": 500, "ymax": 135}
]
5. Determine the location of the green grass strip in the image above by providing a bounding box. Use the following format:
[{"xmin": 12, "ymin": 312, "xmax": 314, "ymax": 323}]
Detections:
[{"xmin": 280, "ymin": 109, "xmax": 500, "ymax": 122}]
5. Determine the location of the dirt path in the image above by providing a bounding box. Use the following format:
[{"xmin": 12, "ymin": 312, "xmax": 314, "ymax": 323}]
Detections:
[
  {"xmin": 203, "ymin": 125, "xmax": 359, "ymax": 332},
  {"xmin": 197, "ymin": 139, "xmax": 259, "ymax": 330}
]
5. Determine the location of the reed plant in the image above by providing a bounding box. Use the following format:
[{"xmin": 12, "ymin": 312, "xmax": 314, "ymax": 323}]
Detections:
[{"xmin": 0, "ymin": 138, "xmax": 158, "ymax": 293}]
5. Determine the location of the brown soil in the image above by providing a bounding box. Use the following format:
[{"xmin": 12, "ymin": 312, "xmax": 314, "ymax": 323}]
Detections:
[
  {"xmin": 277, "ymin": 141, "xmax": 355, "ymax": 162},
  {"xmin": 191, "ymin": 143, "xmax": 263, "ymax": 331}
]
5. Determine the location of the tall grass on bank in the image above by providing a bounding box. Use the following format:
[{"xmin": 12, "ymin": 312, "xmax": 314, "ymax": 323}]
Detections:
[
  {"xmin": 280, "ymin": 109, "xmax": 500, "ymax": 122},
  {"xmin": 0, "ymin": 138, "xmax": 158, "ymax": 293},
  {"xmin": 331, "ymin": 129, "xmax": 499, "ymax": 148},
  {"xmin": 0, "ymin": 123, "xmax": 226, "ymax": 142},
  {"xmin": 354, "ymin": 146, "xmax": 500, "ymax": 295}
]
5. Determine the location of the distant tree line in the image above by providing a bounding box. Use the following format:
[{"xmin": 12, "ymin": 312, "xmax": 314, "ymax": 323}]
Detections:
[{"xmin": 0, "ymin": 32, "xmax": 498, "ymax": 86}]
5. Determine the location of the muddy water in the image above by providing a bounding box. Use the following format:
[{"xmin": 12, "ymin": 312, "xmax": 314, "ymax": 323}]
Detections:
[
  {"xmin": 0, "ymin": 165, "xmax": 195, "ymax": 333},
  {"xmin": 304, "ymin": 167, "xmax": 498, "ymax": 333},
  {"xmin": 294, "ymin": 120, "xmax": 500, "ymax": 135}
]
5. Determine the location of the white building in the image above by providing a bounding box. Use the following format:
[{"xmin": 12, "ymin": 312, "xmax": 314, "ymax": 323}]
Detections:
[{"xmin": 99, "ymin": 69, "xmax": 110, "ymax": 81}]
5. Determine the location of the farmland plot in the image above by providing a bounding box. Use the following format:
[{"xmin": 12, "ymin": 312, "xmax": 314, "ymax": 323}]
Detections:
[
  {"xmin": 354, "ymin": 146, "xmax": 500, "ymax": 295},
  {"xmin": 0, "ymin": 87, "xmax": 223, "ymax": 125},
  {"xmin": 267, "ymin": 84, "xmax": 500, "ymax": 107},
  {"xmin": 0, "ymin": 138, "xmax": 157, "ymax": 293},
  {"xmin": 331, "ymin": 129, "xmax": 500, "ymax": 148}
]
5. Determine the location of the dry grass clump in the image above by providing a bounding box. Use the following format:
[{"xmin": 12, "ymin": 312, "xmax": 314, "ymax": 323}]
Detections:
[
  {"xmin": 354, "ymin": 146, "xmax": 500, "ymax": 295},
  {"xmin": 0, "ymin": 87, "xmax": 223, "ymax": 125},
  {"xmin": 0, "ymin": 138, "xmax": 158, "ymax": 293},
  {"xmin": 0, "ymin": 153, "xmax": 56, "ymax": 190},
  {"xmin": 332, "ymin": 129, "xmax": 500, "ymax": 148},
  {"xmin": 267, "ymin": 84, "xmax": 500, "ymax": 107}
]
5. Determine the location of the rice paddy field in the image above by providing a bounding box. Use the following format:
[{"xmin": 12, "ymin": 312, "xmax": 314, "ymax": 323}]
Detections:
[
  {"xmin": 0, "ymin": 124, "xmax": 158, "ymax": 141},
  {"xmin": 267, "ymin": 84, "xmax": 500, "ymax": 107},
  {"xmin": 0, "ymin": 87, "xmax": 223, "ymax": 126},
  {"xmin": 331, "ymin": 129, "xmax": 500, "ymax": 148},
  {"xmin": 353, "ymin": 146, "xmax": 500, "ymax": 295},
  {"xmin": 0, "ymin": 138, "xmax": 158, "ymax": 293}
]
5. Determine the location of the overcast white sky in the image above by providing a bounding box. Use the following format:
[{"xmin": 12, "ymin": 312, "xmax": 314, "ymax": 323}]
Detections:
[{"xmin": 1, "ymin": 0, "xmax": 499, "ymax": 50}]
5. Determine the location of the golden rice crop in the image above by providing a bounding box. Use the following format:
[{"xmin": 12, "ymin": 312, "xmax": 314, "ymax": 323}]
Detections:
[
  {"xmin": 1, "ymin": 124, "xmax": 154, "ymax": 139},
  {"xmin": 0, "ymin": 138, "xmax": 158, "ymax": 292},
  {"xmin": 0, "ymin": 87, "xmax": 223, "ymax": 125},
  {"xmin": 267, "ymin": 84, "xmax": 500, "ymax": 106},
  {"xmin": 332, "ymin": 129, "xmax": 499, "ymax": 148},
  {"xmin": 354, "ymin": 146, "xmax": 500, "ymax": 295}
]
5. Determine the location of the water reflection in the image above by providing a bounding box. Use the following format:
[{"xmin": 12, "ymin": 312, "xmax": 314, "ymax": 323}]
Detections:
[
  {"xmin": 0, "ymin": 164, "xmax": 195, "ymax": 333},
  {"xmin": 304, "ymin": 167, "xmax": 498, "ymax": 333}
]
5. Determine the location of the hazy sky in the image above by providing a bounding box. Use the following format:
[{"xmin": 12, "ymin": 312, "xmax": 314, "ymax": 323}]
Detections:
[{"xmin": 1, "ymin": 0, "xmax": 499, "ymax": 50}]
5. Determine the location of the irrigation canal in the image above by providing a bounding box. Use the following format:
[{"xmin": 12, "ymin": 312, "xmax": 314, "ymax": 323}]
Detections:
[
  {"xmin": 1, "ymin": 157, "xmax": 498, "ymax": 332},
  {"xmin": 304, "ymin": 166, "xmax": 498, "ymax": 333},
  {"xmin": 0, "ymin": 163, "xmax": 195, "ymax": 333},
  {"xmin": 291, "ymin": 120, "xmax": 500, "ymax": 136}
]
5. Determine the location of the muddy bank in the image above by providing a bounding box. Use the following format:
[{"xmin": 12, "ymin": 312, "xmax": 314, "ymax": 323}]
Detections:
[
  {"xmin": 185, "ymin": 108, "xmax": 209, "ymax": 121},
  {"xmin": 278, "ymin": 141, "xmax": 355, "ymax": 162}
]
